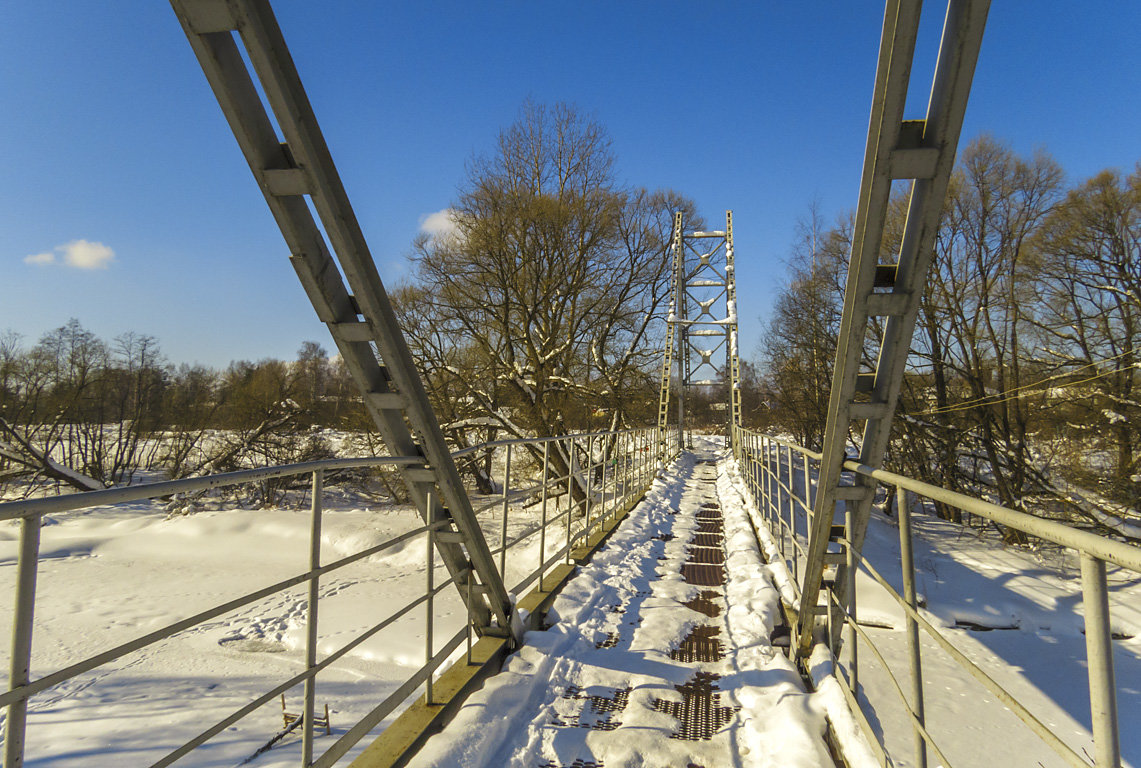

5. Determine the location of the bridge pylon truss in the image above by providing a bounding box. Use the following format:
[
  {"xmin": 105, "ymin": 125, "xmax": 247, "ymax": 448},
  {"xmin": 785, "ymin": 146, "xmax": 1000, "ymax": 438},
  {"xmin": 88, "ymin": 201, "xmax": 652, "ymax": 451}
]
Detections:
[
  {"xmin": 656, "ymin": 211, "xmax": 741, "ymax": 454},
  {"xmin": 796, "ymin": 0, "xmax": 991, "ymax": 657},
  {"xmin": 170, "ymin": 0, "xmax": 514, "ymax": 639}
]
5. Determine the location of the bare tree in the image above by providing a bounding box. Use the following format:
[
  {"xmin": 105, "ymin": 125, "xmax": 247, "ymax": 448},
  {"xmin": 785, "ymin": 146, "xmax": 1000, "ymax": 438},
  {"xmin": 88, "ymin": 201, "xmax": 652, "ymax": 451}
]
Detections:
[
  {"xmin": 1031, "ymin": 164, "xmax": 1140, "ymax": 508},
  {"xmin": 405, "ymin": 101, "xmax": 698, "ymax": 487},
  {"xmin": 761, "ymin": 207, "xmax": 850, "ymax": 449}
]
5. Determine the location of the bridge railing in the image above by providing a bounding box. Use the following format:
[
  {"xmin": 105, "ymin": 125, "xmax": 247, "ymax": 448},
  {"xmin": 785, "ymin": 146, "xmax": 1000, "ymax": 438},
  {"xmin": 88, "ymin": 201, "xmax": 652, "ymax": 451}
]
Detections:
[
  {"xmin": 0, "ymin": 425, "xmax": 672, "ymax": 768},
  {"xmin": 733, "ymin": 426, "xmax": 1137, "ymax": 768}
]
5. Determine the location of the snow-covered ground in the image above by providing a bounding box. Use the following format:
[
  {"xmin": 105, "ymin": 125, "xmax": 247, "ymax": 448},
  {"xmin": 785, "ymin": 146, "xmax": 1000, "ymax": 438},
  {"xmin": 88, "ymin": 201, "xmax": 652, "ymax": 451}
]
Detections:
[
  {"xmin": 0, "ymin": 481, "xmax": 550, "ymax": 767},
  {"xmin": 756, "ymin": 450, "xmax": 1141, "ymax": 768},
  {"xmin": 2, "ymin": 436, "xmax": 1136, "ymax": 767}
]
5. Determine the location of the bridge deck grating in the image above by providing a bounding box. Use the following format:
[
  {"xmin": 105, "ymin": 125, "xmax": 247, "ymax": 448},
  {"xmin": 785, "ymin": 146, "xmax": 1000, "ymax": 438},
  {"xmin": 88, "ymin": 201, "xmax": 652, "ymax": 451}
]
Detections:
[{"xmin": 398, "ymin": 441, "xmax": 835, "ymax": 768}]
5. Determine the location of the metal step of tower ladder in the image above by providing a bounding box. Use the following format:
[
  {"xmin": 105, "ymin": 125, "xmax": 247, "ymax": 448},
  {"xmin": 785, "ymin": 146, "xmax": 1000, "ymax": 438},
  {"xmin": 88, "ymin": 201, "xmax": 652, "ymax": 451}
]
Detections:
[
  {"xmin": 656, "ymin": 212, "xmax": 685, "ymax": 459},
  {"xmin": 170, "ymin": 0, "xmax": 514, "ymax": 637},
  {"xmin": 796, "ymin": 0, "xmax": 991, "ymax": 656},
  {"xmin": 724, "ymin": 213, "xmax": 742, "ymax": 443}
]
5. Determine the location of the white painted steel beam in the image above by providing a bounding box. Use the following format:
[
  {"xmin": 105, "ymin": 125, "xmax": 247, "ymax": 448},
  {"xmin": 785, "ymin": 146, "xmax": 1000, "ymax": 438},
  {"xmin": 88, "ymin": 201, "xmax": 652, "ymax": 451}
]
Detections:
[
  {"xmin": 170, "ymin": 0, "xmax": 515, "ymax": 635},
  {"xmin": 796, "ymin": 0, "xmax": 991, "ymax": 657}
]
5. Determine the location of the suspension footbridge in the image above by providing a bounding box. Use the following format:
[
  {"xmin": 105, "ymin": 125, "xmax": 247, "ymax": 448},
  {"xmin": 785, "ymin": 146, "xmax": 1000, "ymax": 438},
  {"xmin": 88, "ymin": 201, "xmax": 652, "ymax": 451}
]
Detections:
[{"xmin": 1, "ymin": 1, "xmax": 1136, "ymax": 767}]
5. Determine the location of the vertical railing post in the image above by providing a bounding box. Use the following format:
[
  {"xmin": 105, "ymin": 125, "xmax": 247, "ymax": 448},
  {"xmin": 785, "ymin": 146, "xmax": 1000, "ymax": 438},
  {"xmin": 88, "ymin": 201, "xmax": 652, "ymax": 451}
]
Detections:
[
  {"xmin": 584, "ymin": 435, "xmax": 594, "ymax": 538},
  {"xmin": 778, "ymin": 444, "xmax": 787, "ymax": 559},
  {"xmin": 5, "ymin": 512, "xmax": 42, "ymax": 768},
  {"xmin": 759, "ymin": 436, "xmax": 766, "ymax": 519},
  {"xmin": 644, "ymin": 429, "xmax": 650, "ymax": 488},
  {"xmin": 634, "ymin": 430, "xmax": 641, "ymax": 491},
  {"xmin": 1081, "ymin": 552, "xmax": 1121, "ymax": 768},
  {"xmin": 756, "ymin": 434, "xmax": 763, "ymax": 508},
  {"xmin": 761, "ymin": 436, "xmax": 770, "ymax": 525},
  {"xmin": 538, "ymin": 440, "xmax": 550, "ymax": 591},
  {"xmin": 802, "ymin": 452, "xmax": 813, "ymax": 533},
  {"xmin": 750, "ymin": 433, "xmax": 759, "ymax": 506},
  {"xmin": 785, "ymin": 444, "xmax": 794, "ymax": 565},
  {"xmin": 425, "ymin": 491, "xmax": 435, "ymax": 706},
  {"xmin": 499, "ymin": 444, "xmax": 512, "ymax": 579},
  {"xmin": 608, "ymin": 432, "xmax": 615, "ymax": 519},
  {"xmin": 617, "ymin": 432, "xmax": 624, "ymax": 515},
  {"xmin": 897, "ymin": 486, "xmax": 926, "ymax": 768},
  {"xmin": 620, "ymin": 431, "xmax": 628, "ymax": 513},
  {"xmin": 771, "ymin": 438, "xmax": 779, "ymax": 531},
  {"xmin": 747, "ymin": 433, "xmax": 755, "ymax": 503},
  {"xmin": 791, "ymin": 474, "xmax": 799, "ymax": 578},
  {"xmin": 565, "ymin": 438, "xmax": 574, "ymax": 562},
  {"xmin": 616, "ymin": 432, "xmax": 623, "ymax": 515},
  {"xmin": 465, "ymin": 573, "xmax": 473, "ymax": 665},
  {"xmin": 638, "ymin": 430, "xmax": 645, "ymax": 490},
  {"xmin": 600, "ymin": 436, "xmax": 609, "ymax": 532},
  {"xmin": 302, "ymin": 470, "xmax": 323, "ymax": 767},
  {"xmin": 652, "ymin": 427, "xmax": 657, "ymax": 480},
  {"xmin": 844, "ymin": 500, "xmax": 858, "ymax": 692},
  {"xmin": 769, "ymin": 438, "xmax": 776, "ymax": 514}
]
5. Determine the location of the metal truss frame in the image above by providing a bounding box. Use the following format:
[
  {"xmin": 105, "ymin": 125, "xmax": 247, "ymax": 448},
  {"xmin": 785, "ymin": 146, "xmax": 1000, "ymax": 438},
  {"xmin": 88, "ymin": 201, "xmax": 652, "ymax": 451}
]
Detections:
[
  {"xmin": 796, "ymin": 0, "xmax": 991, "ymax": 656},
  {"xmin": 657, "ymin": 211, "xmax": 741, "ymax": 451},
  {"xmin": 170, "ymin": 0, "xmax": 515, "ymax": 637}
]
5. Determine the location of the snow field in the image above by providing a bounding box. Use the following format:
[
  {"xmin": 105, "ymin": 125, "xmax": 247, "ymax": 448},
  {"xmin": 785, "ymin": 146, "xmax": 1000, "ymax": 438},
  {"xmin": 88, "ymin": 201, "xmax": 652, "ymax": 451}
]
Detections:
[
  {"xmin": 0, "ymin": 488, "xmax": 555, "ymax": 767},
  {"xmin": 737, "ymin": 442, "xmax": 1141, "ymax": 768},
  {"xmin": 0, "ymin": 435, "xmax": 650, "ymax": 768}
]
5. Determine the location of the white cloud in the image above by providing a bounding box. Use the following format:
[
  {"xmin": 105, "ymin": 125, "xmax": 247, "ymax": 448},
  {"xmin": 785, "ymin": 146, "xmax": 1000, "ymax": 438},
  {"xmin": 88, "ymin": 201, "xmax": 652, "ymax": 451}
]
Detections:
[
  {"xmin": 418, "ymin": 208, "xmax": 458, "ymax": 239},
  {"xmin": 61, "ymin": 239, "xmax": 115, "ymax": 269},
  {"xmin": 24, "ymin": 251, "xmax": 56, "ymax": 266},
  {"xmin": 22, "ymin": 239, "xmax": 115, "ymax": 270}
]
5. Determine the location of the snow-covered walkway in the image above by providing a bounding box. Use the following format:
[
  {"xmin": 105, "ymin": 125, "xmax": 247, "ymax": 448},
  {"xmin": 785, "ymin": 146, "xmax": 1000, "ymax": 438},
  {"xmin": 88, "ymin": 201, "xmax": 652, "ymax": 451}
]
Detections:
[{"xmin": 408, "ymin": 438, "xmax": 837, "ymax": 768}]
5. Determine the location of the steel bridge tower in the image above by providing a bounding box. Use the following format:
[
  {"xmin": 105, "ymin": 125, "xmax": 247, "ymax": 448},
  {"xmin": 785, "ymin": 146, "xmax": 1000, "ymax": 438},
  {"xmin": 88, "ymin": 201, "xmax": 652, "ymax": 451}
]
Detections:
[{"xmin": 657, "ymin": 211, "xmax": 741, "ymax": 454}]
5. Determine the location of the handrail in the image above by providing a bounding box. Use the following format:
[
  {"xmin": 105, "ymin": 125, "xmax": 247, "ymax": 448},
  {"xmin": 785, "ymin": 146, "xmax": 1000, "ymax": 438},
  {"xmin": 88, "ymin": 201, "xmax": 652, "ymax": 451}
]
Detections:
[
  {"xmin": 0, "ymin": 455, "xmax": 423, "ymax": 521},
  {"xmin": 842, "ymin": 459, "xmax": 1141, "ymax": 573},
  {"xmin": 733, "ymin": 424, "xmax": 1133, "ymax": 768},
  {"xmin": 450, "ymin": 426, "xmax": 650, "ymax": 458},
  {"xmin": 0, "ymin": 424, "xmax": 674, "ymax": 768}
]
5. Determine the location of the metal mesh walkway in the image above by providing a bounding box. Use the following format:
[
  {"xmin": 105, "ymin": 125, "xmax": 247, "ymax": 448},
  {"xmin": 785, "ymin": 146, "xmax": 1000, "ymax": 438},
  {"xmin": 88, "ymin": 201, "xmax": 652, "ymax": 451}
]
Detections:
[{"xmin": 403, "ymin": 441, "xmax": 835, "ymax": 768}]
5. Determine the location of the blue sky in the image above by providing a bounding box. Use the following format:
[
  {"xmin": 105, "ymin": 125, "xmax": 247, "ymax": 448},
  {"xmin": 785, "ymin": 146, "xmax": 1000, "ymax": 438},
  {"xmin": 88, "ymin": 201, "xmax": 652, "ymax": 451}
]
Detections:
[{"xmin": 2, "ymin": 2, "xmax": 1138, "ymax": 369}]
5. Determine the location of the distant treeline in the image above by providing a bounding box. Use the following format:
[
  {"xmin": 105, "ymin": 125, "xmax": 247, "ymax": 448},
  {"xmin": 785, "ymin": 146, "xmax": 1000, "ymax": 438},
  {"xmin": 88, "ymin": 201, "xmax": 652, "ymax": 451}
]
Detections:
[
  {"xmin": 759, "ymin": 135, "xmax": 1139, "ymax": 540},
  {"xmin": 0, "ymin": 324, "xmax": 372, "ymax": 493}
]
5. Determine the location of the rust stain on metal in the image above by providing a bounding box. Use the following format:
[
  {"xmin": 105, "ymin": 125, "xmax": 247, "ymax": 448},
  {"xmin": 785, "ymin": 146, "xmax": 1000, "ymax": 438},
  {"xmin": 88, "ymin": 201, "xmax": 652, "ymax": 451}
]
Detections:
[
  {"xmin": 670, "ymin": 625, "xmax": 724, "ymax": 663},
  {"xmin": 550, "ymin": 685, "xmax": 631, "ymax": 732},
  {"xmin": 652, "ymin": 671, "xmax": 738, "ymax": 740},
  {"xmin": 683, "ymin": 591, "xmax": 721, "ymax": 618}
]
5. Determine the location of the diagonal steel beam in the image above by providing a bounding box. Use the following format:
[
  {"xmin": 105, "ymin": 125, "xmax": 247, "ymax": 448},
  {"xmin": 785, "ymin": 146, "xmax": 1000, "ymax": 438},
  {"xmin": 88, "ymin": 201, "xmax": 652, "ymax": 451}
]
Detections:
[
  {"xmin": 170, "ymin": 0, "xmax": 515, "ymax": 635},
  {"xmin": 796, "ymin": 0, "xmax": 990, "ymax": 657}
]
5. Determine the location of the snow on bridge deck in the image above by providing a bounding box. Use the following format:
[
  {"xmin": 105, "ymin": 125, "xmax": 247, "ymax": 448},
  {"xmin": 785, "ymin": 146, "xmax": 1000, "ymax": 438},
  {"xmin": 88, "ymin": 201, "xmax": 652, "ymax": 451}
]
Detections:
[{"xmin": 407, "ymin": 437, "xmax": 842, "ymax": 768}]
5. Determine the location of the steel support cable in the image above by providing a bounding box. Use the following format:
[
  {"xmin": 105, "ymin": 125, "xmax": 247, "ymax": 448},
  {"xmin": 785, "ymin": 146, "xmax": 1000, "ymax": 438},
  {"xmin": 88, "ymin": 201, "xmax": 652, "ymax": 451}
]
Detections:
[{"xmin": 907, "ymin": 359, "xmax": 1138, "ymax": 416}]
